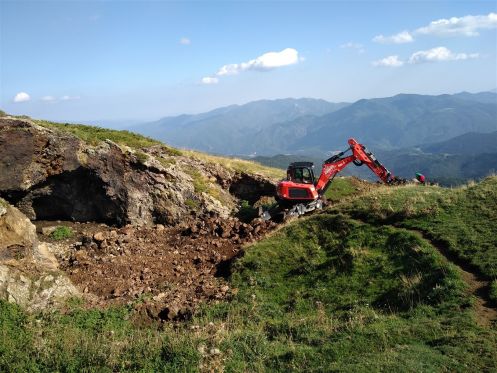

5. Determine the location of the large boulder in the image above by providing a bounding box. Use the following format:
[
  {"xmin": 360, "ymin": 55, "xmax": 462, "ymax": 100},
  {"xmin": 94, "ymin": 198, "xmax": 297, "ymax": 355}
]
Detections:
[{"xmin": 0, "ymin": 198, "xmax": 79, "ymax": 310}]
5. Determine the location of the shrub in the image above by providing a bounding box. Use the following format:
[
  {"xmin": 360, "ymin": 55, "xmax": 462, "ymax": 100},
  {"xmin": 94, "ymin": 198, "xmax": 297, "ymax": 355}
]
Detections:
[
  {"xmin": 236, "ymin": 200, "xmax": 259, "ymax": 222},
  {"xmin": 185, "ymin": 198, "xmax": 200, "ymax": 209},
  {"xmin": 50, "ymin": 226, "xmax": 74, "ymax": 240}
]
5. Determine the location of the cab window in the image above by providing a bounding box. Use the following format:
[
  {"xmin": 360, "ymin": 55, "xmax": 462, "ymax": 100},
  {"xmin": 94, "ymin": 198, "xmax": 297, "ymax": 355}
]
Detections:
[{"xmin": 302, "ymin": 168, "xmax": 312, "ymax": 183}]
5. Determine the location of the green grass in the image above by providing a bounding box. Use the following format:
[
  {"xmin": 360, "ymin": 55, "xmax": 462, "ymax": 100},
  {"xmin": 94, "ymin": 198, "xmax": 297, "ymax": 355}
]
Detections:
[
  {"xmin": 215, "ymin": 213, "xmax": 497, "ymax": 371},
  {"xmin": 336, "ymin": 176, "xmax": 497, "ymax": 278},
  {"xmin": 184, "ymin": 166, "xmax": 233, "ymax": 206},
  {"xmin": 186, "ymin": 167, "xmax": 209, "ymax": 194},
  {"xmin": 490, "ymin": 280, "xmax": 497, "ymax": 304},
  {"xmin": 134, "ymin": 150, "xmax": 149, "ymax": 163},
  {"xmin": 323, "ymin": 176, "xmax": 368, "ymax": 203},
  {"xmin": 0, "ymin": 301, "xmax": 199, "ymax": 372},
  {"xmin": 185, "ymin": 198, "xmax": 200, "ymax": 210},
  {"xmin": 1, "ymin": 178, "xmax": 496, "ymax": 371},
  {"xmin": 34, "ymin": 119, "xmax": 162, "ymax": 149},
  {"xmin": 50, "ymin": 226, "xmax": 74, "ymax": 240}
]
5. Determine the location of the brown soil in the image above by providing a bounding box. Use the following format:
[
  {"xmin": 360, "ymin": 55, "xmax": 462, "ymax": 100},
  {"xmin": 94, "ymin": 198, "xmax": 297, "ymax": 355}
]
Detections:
[
  {"xmin": 458, "ymin": 270, "xmax": 497, "ymax": 328},
  {"xmin": 36, "ymin": 215, "xmax": 277, "ymax": 323}
]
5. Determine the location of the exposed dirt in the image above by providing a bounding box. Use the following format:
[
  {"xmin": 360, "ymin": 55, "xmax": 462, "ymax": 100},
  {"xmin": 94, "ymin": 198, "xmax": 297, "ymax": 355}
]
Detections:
[
  {"xmin": 36, "ymin": 214, "xmax": 277, "ymax": 323},
  {"xmin": 459, "ymin": 270, "xmax": 497, "ymax": 328}
]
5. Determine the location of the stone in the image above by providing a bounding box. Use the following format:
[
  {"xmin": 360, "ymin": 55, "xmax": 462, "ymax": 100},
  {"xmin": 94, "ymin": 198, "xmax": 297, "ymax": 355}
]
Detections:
[
  {"xmin": 0, "ymin": 201, "xmax": 79, "ymax": 310},
  {"xmin": 93, "ymin": 232, "xmax": 105, "ymax": 242},
  {"xmin": 220, "ymin": 285, "xmax": 230, "ymax": 293},
  {"xmin": 209, "ymin": 348, "xmax": 221, "ymax": 356},
  {"xmin": 41, "ymin": 226, "xmax": 58, "ymax": 236}
]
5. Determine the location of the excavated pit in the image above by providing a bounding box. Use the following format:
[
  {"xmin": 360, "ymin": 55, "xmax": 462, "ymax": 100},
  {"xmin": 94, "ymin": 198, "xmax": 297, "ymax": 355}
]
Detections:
[
  {"xmin": 1, "ymin": 168, "xmax": 125, "ymax": 226},
  {"xmin": 229, "ymin": 174, "xmax": 276, "ymax": 204}
]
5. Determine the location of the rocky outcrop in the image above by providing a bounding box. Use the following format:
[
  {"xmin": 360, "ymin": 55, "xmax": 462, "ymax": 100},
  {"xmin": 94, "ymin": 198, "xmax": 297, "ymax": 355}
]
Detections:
[
  {"xmin": 0, "ymin": 198, "xmax": 79, "ymax": 310},
  {"xmin": 0, "ymin": 118, "xmax": 276, "ymax": 226}
]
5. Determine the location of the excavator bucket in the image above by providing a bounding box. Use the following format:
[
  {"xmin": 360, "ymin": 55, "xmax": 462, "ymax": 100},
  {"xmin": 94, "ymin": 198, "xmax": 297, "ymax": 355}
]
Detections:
[{"xmin": 259, "ymin": 207, "xmax": 272, "ymax": 221}]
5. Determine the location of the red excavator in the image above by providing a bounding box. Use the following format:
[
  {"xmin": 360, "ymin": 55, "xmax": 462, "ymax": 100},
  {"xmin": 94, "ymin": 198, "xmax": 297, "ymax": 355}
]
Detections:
[{"xmin": 261, "ymin": 138, "xmax": 404, "ymax": 220}]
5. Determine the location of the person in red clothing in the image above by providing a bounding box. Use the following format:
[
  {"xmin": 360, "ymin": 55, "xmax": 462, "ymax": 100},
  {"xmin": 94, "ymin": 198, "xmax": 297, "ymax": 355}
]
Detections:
[{"xmin": 415, "ymin": 173, "xmax": 426, "ymax": 185}]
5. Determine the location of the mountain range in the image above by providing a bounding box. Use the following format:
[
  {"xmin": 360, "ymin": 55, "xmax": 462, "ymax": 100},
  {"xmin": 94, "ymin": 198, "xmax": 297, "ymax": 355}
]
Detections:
[
  {"xmin": 132, "ymin": 98, "xmax": 348, "ymax": 155},
  {"xmin": 131, "ymin": 91, "xmax": 496, "ymax": 156},
  {"xmin": 129, "ymin": 91, "xmax": 497, "ymax": 184}
]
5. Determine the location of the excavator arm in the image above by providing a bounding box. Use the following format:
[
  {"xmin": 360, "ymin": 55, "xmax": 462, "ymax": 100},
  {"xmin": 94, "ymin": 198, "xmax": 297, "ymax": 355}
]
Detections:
[
  {"xmin": 348, "ymin": 138, "xmax": 393, "ymax": 183},
  {"xmin": 315, "ymin": 138, "xmax": 394, "ymax": 195},
  {"xmin": 315, "ymin": 154, "xmax": 356, "ymax": 193}
]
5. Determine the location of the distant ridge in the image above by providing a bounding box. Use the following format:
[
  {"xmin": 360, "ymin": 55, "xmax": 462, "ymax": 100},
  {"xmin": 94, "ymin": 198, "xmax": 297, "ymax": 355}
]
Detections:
[
  {"xmin": 130, "ymin": 91, "xmax": 497, "ymax": 157},
  {"xmin": 130, "ymin": 98, "xmax": 349, "ymax": 154}
]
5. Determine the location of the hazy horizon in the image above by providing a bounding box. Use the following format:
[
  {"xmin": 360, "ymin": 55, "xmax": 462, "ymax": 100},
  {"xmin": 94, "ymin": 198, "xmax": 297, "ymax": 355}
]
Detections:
[{"xmin": 2, "ymin": 1, "xmax": 496, "ymax": 122}]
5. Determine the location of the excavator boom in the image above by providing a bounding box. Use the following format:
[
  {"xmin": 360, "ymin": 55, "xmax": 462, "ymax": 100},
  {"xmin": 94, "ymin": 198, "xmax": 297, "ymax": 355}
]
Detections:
[{"xmin": 315, "ymin": 138, "xmax": 394, "ymax": 195}]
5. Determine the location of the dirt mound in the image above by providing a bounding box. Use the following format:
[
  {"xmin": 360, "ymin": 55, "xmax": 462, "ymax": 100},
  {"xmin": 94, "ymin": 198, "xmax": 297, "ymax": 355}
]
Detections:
[{"xmin": 50, "ymin": 214, "xmax": 276, "ymax": 322}]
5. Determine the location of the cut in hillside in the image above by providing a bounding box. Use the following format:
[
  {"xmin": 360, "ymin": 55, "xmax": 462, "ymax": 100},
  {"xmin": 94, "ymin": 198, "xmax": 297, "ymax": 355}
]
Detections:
[
  {"xmin": 0, "ymin": 117, "xmax": 281, "ymax": 226},
  {"xmin": 0, "ymin": 116, "xmax": 284, "ymax": 314}
]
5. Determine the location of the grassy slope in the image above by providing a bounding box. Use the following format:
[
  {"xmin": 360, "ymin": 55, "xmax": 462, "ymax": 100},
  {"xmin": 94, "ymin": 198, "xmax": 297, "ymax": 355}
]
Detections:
[
  {"xmin": 34, "ymin": 119, "xmax": 283, "ymax": 181},
  {"xmin": 35, "ymin": 119, "xmax": 163, "ymax": 149},
  {"xmin": 2, "ymin": 177, "xmax": 496, "ymax": 371},
  {"xmin": 337, "ymin": 176, "xmax": 497, "ymax": 278}
]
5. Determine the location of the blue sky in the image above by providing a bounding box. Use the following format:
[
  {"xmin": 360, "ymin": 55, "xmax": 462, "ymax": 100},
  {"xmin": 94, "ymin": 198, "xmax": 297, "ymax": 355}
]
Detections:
[{"xmin": 1, "ymin": 1, "xmax": 496, "ymax": 122}]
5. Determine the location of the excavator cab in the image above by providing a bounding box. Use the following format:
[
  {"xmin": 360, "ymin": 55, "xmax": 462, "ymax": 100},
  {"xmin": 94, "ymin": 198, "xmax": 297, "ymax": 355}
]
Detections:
[{"xmin": 286, "ymin": 162, "xmax": 316, "ymax": 185}]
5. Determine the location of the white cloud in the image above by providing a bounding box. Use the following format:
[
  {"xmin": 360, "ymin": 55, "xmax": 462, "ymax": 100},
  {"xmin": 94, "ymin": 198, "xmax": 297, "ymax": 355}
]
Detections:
[
  {"xmin": 40, "ymin": 95, "xmax": 80, "ymax": 103},
  {"xmin": 60, "ymin": 95, "xmax": 80, "ymax": 101},
  {"xmin": 415, "ymin": 12, "xmax": 497, "ymax": 37},
  {"xmin": 180, "ymin": 37, "xmax": 191, "ymax": 45},
  {"xmin": 212, "ymin": 48, "xmax": 299, "ymax": 81},
  {"xmin": 372, "ymin": 55, "xmax": 404, "ymax": 67},
  {"xmin": 373, "ymin": 12, "xmax": 497, "ymax": 43},
  {"xmin": 340, "ymin": 42, "xmax": 365, "ymax": 53},
  {"xmin": 41, "ymin": 95, "xmax": 57, "ymax": 103},
  {"xmin": 408, "ymin": 47, "xmax": 479, "ymax": 64},
  {"xmin": 201, "ymin": 76, "xmax": 219, "ymax": 85},
  {"xmin": 372, "ymin": 31, "xmax": 414, "ymax": 44},
  {"xmin": 13, "ymin": 92, "xmax": 30, "ymax": 103}
]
